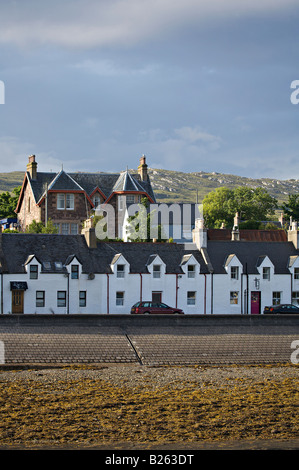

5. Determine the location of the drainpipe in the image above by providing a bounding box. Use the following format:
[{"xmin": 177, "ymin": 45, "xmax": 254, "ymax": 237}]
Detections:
[
  {"xmin": 140, "ymin": 273, "xmax": 142, "ymax": 302},
  {"xmin": 210, "ymin": 271, "xmax": 214, "ymax": 314},
  {"xmin": 67, "ymin": 272, "xmax": 69, "ymax": 314},
  {"xmin": 106, "ymin": 273, "xmax": 109, "ymax": 314},
  {"xmin": 1, "ymin": 272, "xmax": 3, "ymax": 314},
  {"xmin": 203, "ymin": 273, "xmax": 207, "ymax": 314},
  {"xmin": 176, "ymin": 274, "xmax": 178, "ymax": 308}
]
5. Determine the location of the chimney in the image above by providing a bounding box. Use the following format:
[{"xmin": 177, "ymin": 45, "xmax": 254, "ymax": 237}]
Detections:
[
  {"xmin": 288, "ymin": 221, "xmax": 299, "ymax": 248},
  {"xmin": 138, "ymin": 155, "xmax": 148, "ymax": 181},
  {"xmin": 231, "ymin": 212, "xmax": 240, "ymax": 241},
  {"xmin": 192, "ymin": 218, "xmax": 207, "ymax": 249},
  {"xmin": 27, "ymin": 155, "xmax": 37, "ymax": 180},
  {"xmin": 82, "ymin": 218, "xmax": 97, "ymax": 249}
]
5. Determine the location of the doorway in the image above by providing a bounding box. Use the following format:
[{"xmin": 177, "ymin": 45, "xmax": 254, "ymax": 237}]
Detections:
[
  {"xmin": 12, "ymin": 290, "xmax": 24, "ymax": 314},
  {"xmin": 251, "ymin": 291, "xmax": 261, "ymax": 314},
  {"xmin": 152, "ymin": 292, "xmax": 162, "ymax": 303}
]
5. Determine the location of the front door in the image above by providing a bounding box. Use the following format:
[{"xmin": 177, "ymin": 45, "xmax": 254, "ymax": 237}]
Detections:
[
  {"xmin": 251, "ymin": 291, "xmax": 261, "ymax": 314},
  {"xmin": 152, "ymin": 292, "xmax": 162, "ymax": 303},
  {"xmin": 12, "ymin": 290, "xmax": 24, "ymax": 314}
]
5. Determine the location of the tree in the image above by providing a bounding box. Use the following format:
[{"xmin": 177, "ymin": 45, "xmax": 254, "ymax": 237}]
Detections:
[
  {"xmin": 203, "ymin": 186, "xmax": 278, "ymax": 228},
  {"xmin": 281, "ymin": 194, "xmax": 299, "ymax": 222},
  {"xmin": 126, "ymin": 197, "xmax": 166, "ymax": 242},
  {"xmin": 25, "ymin": 219, "xmax": 58, "ymax": 234},
  {"xmin": 0, "ymin": 186, "xmax": 21, "ymax": 219}
]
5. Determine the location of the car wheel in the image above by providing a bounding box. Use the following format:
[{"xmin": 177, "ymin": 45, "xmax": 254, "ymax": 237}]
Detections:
[
  {"xmin": 174, "ymin": 312, "xmax": 180, "ymax": 315},
  {"xmin": 144, "ymin": 311, "xmax": 150, "ymax": 315}
]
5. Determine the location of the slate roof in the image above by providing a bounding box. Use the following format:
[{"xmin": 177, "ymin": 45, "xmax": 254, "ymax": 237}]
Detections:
[
  {"xmin": 3, "ymin": 233, "xmax": 298, "ymax": 277},
  {"xmin": 1, "ymin": 234, "xmax": 208, "ymax": 275},
  {"xmin": 25, "ymin": 169, "xmax": 156, "ymax": 206},
  {"xmin": 206, "ymin": 240, "xmax": 299, "ymax": 274}
]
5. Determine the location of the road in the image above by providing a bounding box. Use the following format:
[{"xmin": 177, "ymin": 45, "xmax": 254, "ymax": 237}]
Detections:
[{"xmin": 0, "ymin": 314, "xmax": 298, "ymax": 366}]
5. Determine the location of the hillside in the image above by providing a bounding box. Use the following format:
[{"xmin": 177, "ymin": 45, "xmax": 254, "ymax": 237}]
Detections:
[{"xmin": 0, "ymin": 168, "xmax": 298, "ymax": 207}]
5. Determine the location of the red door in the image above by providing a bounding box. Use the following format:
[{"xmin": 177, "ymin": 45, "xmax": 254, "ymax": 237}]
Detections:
[{"xmin": 251, "ymin": 291, "xmax": 261, "ymax": 314}]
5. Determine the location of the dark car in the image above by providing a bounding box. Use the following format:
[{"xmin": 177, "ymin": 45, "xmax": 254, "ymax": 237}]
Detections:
[
  {"xmin": 130, "ymin": 301, "xmax": 184, "ymax": 315},
  {"xmin": 263, "ymin": 304, "xmax": 299, "ymax": 314}
]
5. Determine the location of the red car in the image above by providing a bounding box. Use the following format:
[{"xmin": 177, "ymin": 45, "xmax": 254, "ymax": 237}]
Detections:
[{"xmin": 130, "ymin": 301, "xmax": 184, "ymax": 315}]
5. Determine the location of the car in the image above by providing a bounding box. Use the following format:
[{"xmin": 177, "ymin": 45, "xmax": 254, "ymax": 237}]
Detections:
[
  {"xmin": 130, "ymin": 301, "xmax": 184, "ymax": 315},
  {"xmin": 263, "ymin": 304, "xmax": 299, "ymax": 314}
]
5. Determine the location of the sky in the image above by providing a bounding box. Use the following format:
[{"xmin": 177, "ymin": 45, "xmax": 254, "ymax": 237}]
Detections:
[{"xmin": 0, "ymin": 0, "xmax": 299, "ymax": 180}]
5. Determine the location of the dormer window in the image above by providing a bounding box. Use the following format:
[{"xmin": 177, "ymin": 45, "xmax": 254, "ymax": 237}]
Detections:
[
  {"xmin": 30, "ymin": 265, "xmax": 38, "ymax": 279},
  {"xmin": 294, "ymin": 268, "xmax": 299, "ymax": 280},
  {"xmin": 263, "ymin": 267, "xmax": 270, "ymax": 280},
  {"xmin": 231, "ymin": 266, "xmax": 239, "ymax": 280},
  {"xmin": 188, "ymin": 265, "xmax": 195, "ymax": 278},
  {"xmin": 116, "ymin": 264, "xmax": 125, "ymax": 278},
  {"xmin": 71, "ymin": 265, "xmax": 79, "ymax": 279},
  {"xmin": 153, "ymin": 265, "xmax": 161, "ymax": 278}
]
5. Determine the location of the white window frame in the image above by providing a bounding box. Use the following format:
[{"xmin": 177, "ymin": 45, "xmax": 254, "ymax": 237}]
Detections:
[
  {"xmin": 57, "ymin": 193, "xmax": 65, "ymax": 210},
  {"xmin": 231, "ymin": 266, "xmax": 239, "ymax": 280},
  {"xmin": 263, "ymin": 267, "xmax": 270, "ymax": 280},
  {"xmin": 187, "ymin": 291, "xmax": 196, "ymax": 305},
  {"xmin": 116, "ymin": 264, "xmax": 125, "ymax": 278},
  {"xmin": 153, "ymin": 265, "xmax": 161, "ymax": 278},
  {"xmin": 116, "ymin": 291, "xmax": 124, "ymax": 306},
  {"xmin": 230, "ymin": 291, "xmax": 239, "ymax": 305},
  {"xmin": 272, "ymin": 291, "xmax": 281, "ymax": 306},
  {"xmin": 187, "ymin": 265, "xmax": 196, "ymax": 278},
  {"xmin": 294, "ymin": 268, "xmax": 299, "ymax": 280},
  {"xmin": 292, "ymin": 291, "xmax": 299, "ymax": 305}
]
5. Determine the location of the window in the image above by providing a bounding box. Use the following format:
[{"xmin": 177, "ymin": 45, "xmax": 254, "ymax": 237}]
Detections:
[
  {"xmin": 66, "ymin": 194, "xmax": 74, "ymax": 210},
  {"xmin": 116, "ymin": 264, "xmax": 125, "ymax": 278},
  {"xmin": 187, "ymin": 291, "xmax": 196, "ymax": 305},
  {"xmin": 79, "ymin": 291, "xmax": 86, "ymax": 307},
  {"xmin": 71, "ymin": 265, "xmax": 79, "ymax": 279},
  {"xmin": 294, "ymin": 268, "xmax": 299, "ymax": 280},
  {"xmin": 70, "ymin": 223, "xmax": 78, "ymax": 234},
  {"xmin": 30, "ymin": 265, "xmax": 38, "ymax": 279},
  {"xmin": 57, "ymin": 291, "xmax": 66, "ymax": 307},
  {"xmin": 55, "ymin": 261, "xmax": 63, "ymax": 270},
  {"xmin": 36, "ymin": 291, "xmax": 45, "ymax": 307},
  {"xmin": 230, "ymin": 291, "xmax": 239, "ymax": 305},
  {"xmin": 57, "ymin": 193, "xmax": 74, "ymax": 210},
  {"xmin": 93, "ymin": 195, "xmax": 101, "ymax": 209},
  {"xmin": 273, "ymin": 291, "xmax": 281, "ymax": 306},
  {"xmin": 231, "ymin": 266, "xmax": 239, "ymax": 280},
  {"xmin": 292, "ymin": 292, "xmax": 299, "ymax": 306},
  {"xmin": 61, "ymin": 223, "xmax": 69, "ymax": 235},
  {"xmin": 57, "ymin": 193, "xmax": 65, "ymax": 209},
  {"xmin": 263, "ymin": 267, "xmax": 270, "ymax": 280},
  {"xmin": 188, "ymin": 265, "xmax": 195, "ymax": 278},
  {"xmin": 126, "ymin": 195, "xmax": 135, "ymax": 204},
  {"xmin": 116, "ymin": 292, "xmax": 124, "ymax": 306},
  {"xmin": 118, "ymin": 196, "xmax": 125, "ymax": 211},
  {"xmin": 153, "ymin": 265, "xmax": 161, "ymax": 278}
]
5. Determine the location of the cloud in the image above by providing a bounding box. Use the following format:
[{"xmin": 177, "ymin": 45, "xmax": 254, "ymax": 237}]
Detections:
[{"xmin": 0, "ymin": 0, "xmax": 297, "ymax": 49}]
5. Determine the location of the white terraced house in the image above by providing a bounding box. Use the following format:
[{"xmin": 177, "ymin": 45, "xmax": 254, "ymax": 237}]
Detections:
[{"xmin": 1, "ymin": 218, "xmax": 299, "ymax": 315}]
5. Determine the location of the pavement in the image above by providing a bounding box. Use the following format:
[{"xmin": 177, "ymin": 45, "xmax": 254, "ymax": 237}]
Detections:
[{"xmin": 0, "ymin": 315, "xmax": 298, "ymax": 365}]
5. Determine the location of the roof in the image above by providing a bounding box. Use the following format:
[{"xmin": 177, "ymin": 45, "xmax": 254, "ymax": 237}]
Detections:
[
  {"xmin": 207, "ymin": 229, "xmax": 288, "ymax": 242},
  {"xmin": 0, "ymin": 233, "xmax": 208, "ymax": 275},
  {"xmin": 17, "ymin": 168, "xmax": 156, "ymax": 210},
  {"xmin": 206, "ymin": 240, "xmax": 298, "ymax": 274}
]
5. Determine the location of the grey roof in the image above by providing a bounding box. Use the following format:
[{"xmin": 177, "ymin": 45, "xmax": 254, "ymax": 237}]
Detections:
[
  {"xmin": 206, "ymin": 240, "xmax": 299, "ymax": 274},
  {"xmin": 27, "ymin": 169, "xmax": 156, "ymax": 204},
  {"xmin": 1, "ymin": 234, "xmax": 208, "ymax": 275}
]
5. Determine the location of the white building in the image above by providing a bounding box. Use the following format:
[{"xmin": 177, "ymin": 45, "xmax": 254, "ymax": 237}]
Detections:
[{"xmin": 1, "ymin": 219, "xmax": 299, "ymax": 315}]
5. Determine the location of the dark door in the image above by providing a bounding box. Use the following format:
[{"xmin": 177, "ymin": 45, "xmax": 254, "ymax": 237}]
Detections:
[
  {"xmin": 12, "ymin": 290, "xmax": 24, "ymax": 314},
  {"xmin": 152, "ymin": 292, "xmax": 162, "ymax": 303},
  {"xmin": 251, "ymin": 291, "xmax": 261, "ymax": 314}
]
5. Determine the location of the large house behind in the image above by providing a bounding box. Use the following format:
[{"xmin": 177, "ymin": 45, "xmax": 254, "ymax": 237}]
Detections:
[{"xmin": 16, "ymin": 155, "xmax": 156, "ymax": 238}]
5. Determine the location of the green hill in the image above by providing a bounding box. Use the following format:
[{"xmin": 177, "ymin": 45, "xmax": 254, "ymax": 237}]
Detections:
[{"xmin": 0, "ymin": 168, "xmax": 298, "ymax": 207}]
